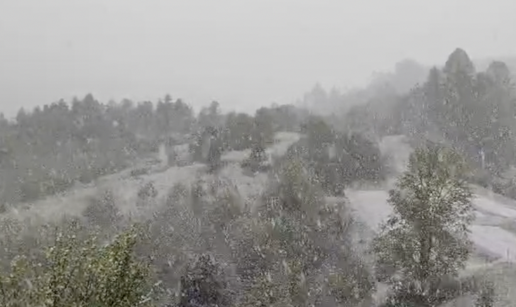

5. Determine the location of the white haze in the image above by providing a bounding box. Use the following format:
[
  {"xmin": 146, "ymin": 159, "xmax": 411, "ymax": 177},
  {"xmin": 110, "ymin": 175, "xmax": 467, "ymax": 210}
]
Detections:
[{"xmin": 1, "ymin": 0, "xmax": 516, "ymax": 116}]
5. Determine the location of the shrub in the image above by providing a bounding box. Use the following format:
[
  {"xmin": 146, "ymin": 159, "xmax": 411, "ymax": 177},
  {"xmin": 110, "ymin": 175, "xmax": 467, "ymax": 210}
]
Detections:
[
  {"xmin": 167, "ymin": 150, "xmax": 178, "ymax": 166},
  {"xmin": 137, "ymin": 181, "xmax": 158, "ymax": 201},
  {"xmin": 328, "ymin": 265, "xmax": 375, "ymax": 307},
  {"xmin": 208, "ymin": 189, "xmax": 243, "ymax": 230},
  {"xmin": 241, "ymin": 144, "xmax": 269, "ymax": 174},
  {"xmin": 83, "ymin": 189, "xmax": 121, "ymax": 228},
  {"xmin": 166, "ymin": 182, "xmax": 189, "ymax": 206},
  {"xmin": 131, "ymin": 167, "xmax": 150, "ymax": 177}
]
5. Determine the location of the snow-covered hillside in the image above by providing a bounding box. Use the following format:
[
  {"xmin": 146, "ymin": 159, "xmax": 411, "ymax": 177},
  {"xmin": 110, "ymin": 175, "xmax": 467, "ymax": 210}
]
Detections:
[
  {"xmin": 2, "ymin": 132, "xmax": 301, "ymax": 225},
  {"xmin": 7, "ymin": 131, "xmax": 516, "ymax": 266},
  {"xmin": 6, "ymin": 130, "xmax": 516, "ymax": 266},
  {"xmin": 4, "ymin": 130, "xmax": 516, "ymax": 305}
]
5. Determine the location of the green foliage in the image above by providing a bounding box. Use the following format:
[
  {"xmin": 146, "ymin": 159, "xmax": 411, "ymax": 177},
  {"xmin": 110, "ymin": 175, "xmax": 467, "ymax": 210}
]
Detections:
[
  {"xmin": 0, "ymin": 89, "xmax": 410, "ymax": 306},
  {"xmin": 155, "ymin": 97, "xmax": 194, "ymax": 137},
  {"xmin": 337, "ymin": 132, "xmax": 386, "ymax": 183},
  {"xmin": 139, "ymin": 193, "xmax": 196, "ymax": 294},
  {"xmin": 373, "ymin": 145, "xmax": 474, "ymax": 305},
  {"xmin": 207, "ymin": 187, "xmax": 243, "ymax": 232},
  {"xmin": 302, "ymin": 115, "xmax": 335, "ymax": 146},
  {"xmin": 240, "ymin": 260, "xmax": 310, "ymax": 307},
  {"xmin": 253, "ymin": 107, "xmax": 278, "ymax": 141},
  {"xmin": 255, "ymin": 105, "xmax": 309, "ymax": 133},
  {"xmin": 192, "ymin": 107, "xmax": 283, "ymax": 171},
  {"xmin": 222, "ymin": 110, "xmax": 276, "ymax": 163},
  {"xmin": 0, "ymin": 223, "xmax": 158, "ymax": 307}
]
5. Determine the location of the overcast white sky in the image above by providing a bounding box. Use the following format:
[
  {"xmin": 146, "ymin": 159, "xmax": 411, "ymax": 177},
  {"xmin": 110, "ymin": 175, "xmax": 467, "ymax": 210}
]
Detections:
[{"xmin": 1, "ymin": 0, "xmax": 516, "ymax": 116}]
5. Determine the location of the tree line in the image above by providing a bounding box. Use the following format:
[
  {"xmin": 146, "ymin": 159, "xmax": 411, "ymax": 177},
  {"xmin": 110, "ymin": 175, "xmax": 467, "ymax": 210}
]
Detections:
[
  {"xmin": 0, "ymin": 94, "xmax": 309, "ymax": 206},
  {"xmin": 335, "ymin": 48, "xmax": 516, "ymax": 199}
]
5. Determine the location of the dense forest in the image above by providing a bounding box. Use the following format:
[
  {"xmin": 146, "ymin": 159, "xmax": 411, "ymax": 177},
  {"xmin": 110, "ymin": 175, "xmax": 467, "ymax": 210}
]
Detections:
[
  {"xmin": 0, "ymin": 48, "xmax": 510, "ymax": 307},
  {"xmin": 305, "ymin": 48, "xmax": 516, "ymax": 199},
  {"xmin": 0, "ymin": 95, "xmax": 305, "ymax": 205}
]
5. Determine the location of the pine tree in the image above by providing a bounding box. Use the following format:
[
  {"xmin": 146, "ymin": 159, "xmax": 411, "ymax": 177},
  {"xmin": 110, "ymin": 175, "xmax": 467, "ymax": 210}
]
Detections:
[{"xmin": 373, "ymin": 144, "xmax": 474, "ymax": 306}]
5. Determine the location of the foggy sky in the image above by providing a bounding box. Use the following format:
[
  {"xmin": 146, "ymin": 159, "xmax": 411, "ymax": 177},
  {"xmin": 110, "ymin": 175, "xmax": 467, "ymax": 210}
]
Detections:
[{"xmin": 1, "ymin": 0, "xmax": 516, "ymax": 116}]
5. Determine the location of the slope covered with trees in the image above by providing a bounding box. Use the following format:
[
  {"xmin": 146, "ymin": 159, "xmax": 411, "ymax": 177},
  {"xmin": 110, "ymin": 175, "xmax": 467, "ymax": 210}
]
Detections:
[
  {"xmin": 0, "ymin": 94, "xmax": 312, "ymax": 206},
  {"xmin": 336, "ymin": 48, "xmax": 516, "ymax": 199},
  {"xmin": 0, "ymin": 47, "xmax": 508, "ymax": 306},
  {"xmin": 0, "ymin": 94, "xmax": 195, "ymax": 205},
  {"xmin": 0, "ymin": 140, "xmax": 494, "ymax": 306},
  {"xmin": 284, "ymin": 115, "xmax": 386, "ymax": 195}
]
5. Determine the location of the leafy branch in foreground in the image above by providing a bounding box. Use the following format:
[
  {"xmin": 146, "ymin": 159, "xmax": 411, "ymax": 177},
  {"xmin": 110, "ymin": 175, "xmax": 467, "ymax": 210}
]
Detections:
[{"xmin": 0, "ymin": 222, "xmax": 160, "ymax": 307}]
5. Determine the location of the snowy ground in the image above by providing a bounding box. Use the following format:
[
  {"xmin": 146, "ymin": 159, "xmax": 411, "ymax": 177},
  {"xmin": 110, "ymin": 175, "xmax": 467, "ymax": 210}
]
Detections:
[
  {"xmin": 3, "ymin": 132, "xmax": 301, "ymax": 224},
  {"xmin": 347, "ymin": 189, "xmax": 516, "ymax": 262}
]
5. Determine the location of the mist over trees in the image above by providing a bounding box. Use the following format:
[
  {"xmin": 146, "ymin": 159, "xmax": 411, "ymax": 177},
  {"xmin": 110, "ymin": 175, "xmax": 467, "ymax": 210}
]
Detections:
[
  {"xmin": 303, "ymin": 48, "xmax": 516, "ymax": 199},
  {"xmin": 0, "ymin": 47, "xmax": 510, "ymax": 307},
  {"xmin": 298, "ymin": 59, "xmax": 429, "ymax": 118},
  {"xmin": 390, "ymin": 49, "xmax": 516, "ymax": 197}
]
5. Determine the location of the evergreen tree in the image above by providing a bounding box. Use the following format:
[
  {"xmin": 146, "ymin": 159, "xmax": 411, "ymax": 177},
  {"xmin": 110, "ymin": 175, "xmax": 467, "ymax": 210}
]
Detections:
[{"xmin": 207, "ymin": 132, "xmax": 223, "ymax": 173}]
